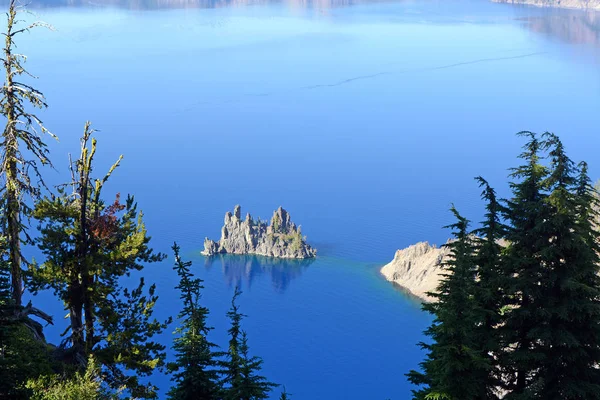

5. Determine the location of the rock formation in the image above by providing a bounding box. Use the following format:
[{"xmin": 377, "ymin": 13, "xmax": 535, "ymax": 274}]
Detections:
[
  {"xmin": 492, "ymin": 0, "xmax": 600, "ymax": 10},
  {"xmin": 380, "ymin": 241, "xmax": 452, "ymax": 302},
  {"xmin": 202, "ymin": 205, "xmax": 317, "ymax": 259}
]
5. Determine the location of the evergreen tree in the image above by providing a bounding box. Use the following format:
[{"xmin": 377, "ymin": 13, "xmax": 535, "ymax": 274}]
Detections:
[
  {"xmin": 279, "ymin": 387, "xmax": 291, "ymax": 400},
  {"xmin": 407, "ymin": 207, "xmax": 489, "ymax": 400},
  {"xmin": 222, "ymin": 287, "xmax": 277, "ymax": 400},
  {"xmin": 0, "ymin": 0, "xmax": 56, "ymax": 307},
  {"xmin": 508, "ymin": 133, "xmax": 600, "ymax": 399},
  {"xmin": 0, "ymin": 4, "xmax": 55, "ymax": 384},
  {"xmin": 471, "ymin": 177, "xmax": 507, "ymax": 397},
  {"xmin": 499, "ymin": 131, "xmax": 551, "ymax": 398},
  {"xmin": 30, "ymin": 124, "xmax": 168, "ymax": 398},
  {"xmin": 167, "ymin": 242, "xmax": 222, "ymax": 400}
]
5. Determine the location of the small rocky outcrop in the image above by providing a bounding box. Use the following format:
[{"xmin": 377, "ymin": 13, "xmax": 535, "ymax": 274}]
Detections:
[
  {"xmin": 202, "ymin": 205, "xmax": 317, "ymax": 259},
  {"xmin": 380, "ymin": 241, "xmax": 451, "ymax": 302}
]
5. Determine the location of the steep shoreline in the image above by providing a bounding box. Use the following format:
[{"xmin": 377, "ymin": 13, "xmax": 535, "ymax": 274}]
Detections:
[
  {"xmin": 492, "ymin": 0, "xmax": 600, "ymax": 11},
  {"xmin": 380, "ymin": 242, "xmax": 451, "ymax": 303}
]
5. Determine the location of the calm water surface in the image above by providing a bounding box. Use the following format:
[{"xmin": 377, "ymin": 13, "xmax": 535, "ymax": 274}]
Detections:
[{"xmin": 13, "ymin": 0, "xmax": 600, "ymax": 398}]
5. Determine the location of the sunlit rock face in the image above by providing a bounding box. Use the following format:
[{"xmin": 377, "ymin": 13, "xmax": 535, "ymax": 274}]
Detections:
[
  {"xmin": 202, "ymin": 205, "xmax": 317, "ymax": 259},
  {"xmin": 380, "ymin": 241, "xmax": 451, "ymax": 302}
]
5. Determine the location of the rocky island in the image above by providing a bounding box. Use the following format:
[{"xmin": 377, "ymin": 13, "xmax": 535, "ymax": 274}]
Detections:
[
  {"xmin": 202, "ymin": 205, "xmax": 317, "ymax": 259},
  {"xmin": 380, "ymin": 241, "xmax": 451, "ymax": 302}
]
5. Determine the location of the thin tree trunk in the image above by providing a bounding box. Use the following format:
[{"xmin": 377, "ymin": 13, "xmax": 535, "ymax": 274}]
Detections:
[
  {"xmin": 78, "ymin": 127, "xmax": 93, "ymax": 353},
  {"xmin": 1, "ymin": 1, "xmax": 53, "ymax": 309},
  {"xmin": 79, "ymin": 179, "xmax": 93, "ymax": 352},
  {"xmin": 4, "ymin": 26, "xmax": 22, "ymax": 307},
  {"xmin": 83, "ymin": 273, "xmax": 93, "ymax": 352},
  {"xmin": 69, "ymin": 277, "xmax": 85, "ymax": 352},
  {"xmin": 6, "ymin": 189, "xmax": 21, "ymax": 307}
]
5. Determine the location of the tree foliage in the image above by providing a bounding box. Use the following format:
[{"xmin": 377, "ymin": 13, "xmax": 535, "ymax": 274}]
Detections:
[
  {"xmin": 222, "ymin": 287, "xmax": 277, "ymax": 400},
  {"xmin": 30, "ymin": 124, "xmax": 169, "ymax": 398},
  {"xmin": 410, "ymin": 131, "xmax": 600, "ymax": 400},
  {"xmin": 0, "ymin": 0, "xmax": 56, "ymax": 307},
  {"xmin": 0, "ymin": 233, "xmax": 54, "ymax": 398},
  {"xmin": 501, "ymin": 132, "xmax": 600, "ymax": 399},
  {"xmin": 408, "ymin": 207, "xmax": 491, "ymax": 400},
  {"xmin": 0, "ymin": 4, "xmax": 285, "ymax": 399},
  {"xmin": 279, "ymin": 387, "xmax": 291, "ymax": 400},
  {"xmin": 26, "ymin": 356, "xmax": 117, "ymax": 400},
  {"xmin": 167, "ymin": 242, "xmax": 222, "ymax": 400}
]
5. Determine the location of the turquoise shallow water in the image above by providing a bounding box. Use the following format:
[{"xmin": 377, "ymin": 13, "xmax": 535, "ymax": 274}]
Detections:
[{"xmin": 12, "ymin": 0, "xmax": 600, "ymax": 397}]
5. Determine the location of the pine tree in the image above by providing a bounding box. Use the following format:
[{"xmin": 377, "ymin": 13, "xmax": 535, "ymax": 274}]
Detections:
[
  {"xmin": 499, "ymin": 132, "xmax": 551, "ymax": 398},
  {"xmin": 471, "ymin": 177, "xmax": 507, "ymax": 397},
  {"xmin": 519, "ymin": 133, "xmax": 600, "ymax": 398},
  {"xmin": 167, "ymin": 242, "xmax": 222, "ymax": 400},
  {"xmin": 0, "ymin": 0, "xmax": 56, "ymax": 307},
  {"xmin": 222, "ymin": 287, "xmax": 244, "ymax": 399},
  {"xmin": 222, "ymin": 287, "xmax": 277, "ymax": 400},
  {"xmin": 30, "ymin": 124, "xmax": 168, "ymax": 398},
  {"xmin": 407, "ymin": 206, "xmax": 489, "ymax": 400},
  {"xmin": 279, "ymin": 387, "xmax": 291, "ymax": 400},
  {"xmin": 497, "ymin": 131, "xmax": 600, "ymax": 399}
]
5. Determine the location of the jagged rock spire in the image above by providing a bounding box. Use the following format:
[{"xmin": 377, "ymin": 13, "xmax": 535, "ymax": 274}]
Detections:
[{"xmin": 202, "ymin": 206, "xmax": 316, "ymax": 259}]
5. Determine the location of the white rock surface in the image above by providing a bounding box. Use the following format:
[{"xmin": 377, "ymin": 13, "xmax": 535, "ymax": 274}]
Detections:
[{"xmin": 380, "ymin": 241, "xmax": 451, "ymax": 302}]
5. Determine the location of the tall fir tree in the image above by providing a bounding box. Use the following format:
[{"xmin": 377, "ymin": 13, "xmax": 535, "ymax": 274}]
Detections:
[
  {"xmin": 222, "ymin": 287, "xmax": 277, "ymax": 400},
  {"xmin": 0, "ymin": 0, "xmax": 56, "ymax": 307},
  {"xmin": 407, "ymin": 206, "xmax": 489, "ymax": 400},
  {"xmin": 279, "ymin": 387, "xmax": 291, "ymax": 400},
  {"xmin": 167, "ymin": 242, "xmax": 222, "ymax": 400},
  {"xmin": 513, "ymin": 133, "xmax": 600, "ymax": 399},
  {"xmin": 499, "ymin": 131, "xmax": 551, "ymax": 398},
  {"xmin": 30, "ymin": 123, "xmax": 169, "ymax": 398},
  {"xmin": 471, "ymin": 177, "xmax": 507, "ymax": 397}
]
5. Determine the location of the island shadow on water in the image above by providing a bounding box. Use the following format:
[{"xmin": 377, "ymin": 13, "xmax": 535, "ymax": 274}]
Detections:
[{"xmin": 203, "ymin": 253, "xmax": 315, "ymax": 293}]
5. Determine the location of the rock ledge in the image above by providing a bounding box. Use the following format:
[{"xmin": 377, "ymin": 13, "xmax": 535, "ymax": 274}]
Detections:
[{"xmin": 380, "ymin": 241, "xmax": 451, "ymax": 302}]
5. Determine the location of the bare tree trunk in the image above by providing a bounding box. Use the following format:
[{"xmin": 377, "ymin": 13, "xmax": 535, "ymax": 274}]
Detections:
[
  {"xmin": 1, "ymin": 0, "xmax": 54, "ymax": 309},
  {"xmin": 4, "ymin": 14, "xmax": 22, "ymax": 307},
  {"xmin": 78, "ymin": 123, "xmax": 94, "ymax": 353},
  {"xmin": 6, "ymin": 190, "xmax": 21, "ymax": 307}
]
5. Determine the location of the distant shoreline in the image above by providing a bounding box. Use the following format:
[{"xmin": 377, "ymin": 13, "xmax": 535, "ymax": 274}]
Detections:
[{"xmin": 492, "ymin": 0, "xmax": 600, "ymax": 11}]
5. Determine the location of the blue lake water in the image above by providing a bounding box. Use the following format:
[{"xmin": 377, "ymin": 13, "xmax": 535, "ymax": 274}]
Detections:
[{"xmin": 12, "ymin": 0, "xmax": 600, "ymax": 398}]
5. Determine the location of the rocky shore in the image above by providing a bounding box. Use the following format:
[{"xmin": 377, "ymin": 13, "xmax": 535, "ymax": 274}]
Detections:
[
  {"xmin": 492, "ymin": 0, "xmax": 600, "ymax": 10},
  {"xmin": 202, "ymin": 205, "xmax": 317, "ymax": 259},
  {"xmin": 380, "ymin": 242, "xmax": 451, "ymax": 302}
]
